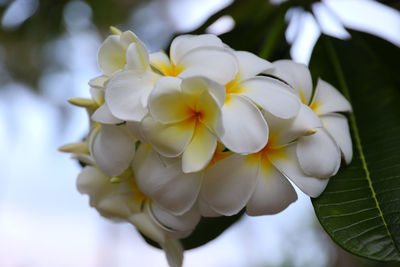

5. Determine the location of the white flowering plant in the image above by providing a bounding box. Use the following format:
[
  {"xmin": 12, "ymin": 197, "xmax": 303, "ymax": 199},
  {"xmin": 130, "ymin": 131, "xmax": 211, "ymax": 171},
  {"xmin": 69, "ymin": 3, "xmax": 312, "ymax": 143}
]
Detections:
[{"xmin": 59, "ymin": 26, "xmax": 355, "ymax": 266}]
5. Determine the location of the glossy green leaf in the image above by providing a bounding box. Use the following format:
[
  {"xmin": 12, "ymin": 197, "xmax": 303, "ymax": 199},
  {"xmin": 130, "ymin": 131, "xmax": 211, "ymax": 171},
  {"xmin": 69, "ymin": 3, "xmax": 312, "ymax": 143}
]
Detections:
[{"xmin": 310, "ymin": 32, "xmax": 400, "ymax": 261}]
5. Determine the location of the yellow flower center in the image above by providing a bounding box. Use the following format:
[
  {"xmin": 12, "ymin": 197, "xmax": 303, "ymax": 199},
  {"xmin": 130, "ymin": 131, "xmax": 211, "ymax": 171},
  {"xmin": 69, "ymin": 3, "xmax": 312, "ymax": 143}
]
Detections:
[{"xmin": 224, "ymin": 74, "xmax": 245, "ymax": 104}]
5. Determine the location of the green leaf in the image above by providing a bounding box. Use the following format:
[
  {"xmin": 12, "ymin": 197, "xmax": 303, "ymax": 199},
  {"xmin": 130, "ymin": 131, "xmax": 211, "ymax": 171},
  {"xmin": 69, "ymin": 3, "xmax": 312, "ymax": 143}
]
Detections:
[{"xmin": 310, "ymin": 31, "xmax": 400, "ymax": 261}]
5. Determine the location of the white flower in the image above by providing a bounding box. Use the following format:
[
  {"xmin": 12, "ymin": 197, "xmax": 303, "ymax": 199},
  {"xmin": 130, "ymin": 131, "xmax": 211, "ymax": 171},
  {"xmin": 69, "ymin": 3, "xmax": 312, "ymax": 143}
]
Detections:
[
  {"xmin": 97, "ymin": 30, "xmax": 162, "ymax": 122},
  {"xmin": 218, "ymin": 51, "xmax": 301, "ymax": 154},
  {"xmin": 141, "ymin": 76, "xmax": 225, "ymax": 173},
  {"xmin": 200, "ymin": 110, "xmax": 329, "ymax": 216},
  {"xmin": 150, "ymin": 34, "xmax": 238, "ymax": 84},
  {"xmin": 268, "ymin": 60, "xmax": 352, "ymax": 178},
  {"xmin": 77, "ymin": 165, "xmax": 200, "ymax": 267}
]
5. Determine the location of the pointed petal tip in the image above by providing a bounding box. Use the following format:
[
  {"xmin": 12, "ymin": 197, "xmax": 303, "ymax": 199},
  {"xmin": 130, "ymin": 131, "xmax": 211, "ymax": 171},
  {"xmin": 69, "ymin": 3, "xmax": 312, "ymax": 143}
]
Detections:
[
  {"xmin": 58, "ymin": 142, "xmax": 89, "ymax": 154},
  {"xmin": 110, "ymin": 26, "xmax": 122, "ymax": 35}
]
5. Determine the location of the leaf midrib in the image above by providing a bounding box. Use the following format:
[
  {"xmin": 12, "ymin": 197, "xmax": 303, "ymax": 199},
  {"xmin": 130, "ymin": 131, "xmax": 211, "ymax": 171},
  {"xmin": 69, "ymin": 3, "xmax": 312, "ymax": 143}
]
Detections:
[{"xmin": 323, "ymin": 38, "xmax": 400, "ymax": 255}]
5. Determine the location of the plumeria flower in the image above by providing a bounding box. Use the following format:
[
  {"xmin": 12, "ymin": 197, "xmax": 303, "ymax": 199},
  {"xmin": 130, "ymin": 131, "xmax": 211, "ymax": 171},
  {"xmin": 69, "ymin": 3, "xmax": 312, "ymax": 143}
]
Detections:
[
  {"xmin": 134, "ymin": 142, "xmax": 233, "ymax": 217},
  {"xmin": 200, "ymin": 110, "xmax": 329, "ymax": 216},
  {"xmin": 219, "ymin": 51, "xmax": 302, "ymax": 153},
  {"xmin": 77, "ymin": 164, "xmax": 200, "ymax": 267},
  {"xmin": 150, "ymin": 34, "xmax": 238, "ymax": 85},
  {"xmin": 89, "ymin": 28, "xmax": 149, "ymax": 87},
  {"xmin": 101, "ymin": 31, "xmax": 161, "ymax": 122},
  {"xmin": 65, "ymin": 85, "xmax": 136, "ymax": 177},
  {"xmin": 141, "ymin": 76, "xmax": 225, "ymax": 173},
  {"xmin": 267, "ymin": 60, "xmax": 352, "ymax": 178}
]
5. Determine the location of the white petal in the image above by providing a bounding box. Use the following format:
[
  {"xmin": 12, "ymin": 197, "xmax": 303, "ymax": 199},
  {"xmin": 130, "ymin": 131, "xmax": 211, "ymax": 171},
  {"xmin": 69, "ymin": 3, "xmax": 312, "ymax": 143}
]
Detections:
[
  {"xmin": 197, "ymin": 195, "xmax": 221, "ymax": 217},
  {"xmin": 321, "ymin": 113, "xmax": 353, "ymax": 164},
  {"xmin": 221, "ymin": 95, "xmax": 268, "ymax": 154},
  {"xmin": 129, "ymin": 212, "xmax": 166, "ymax": 244},
  {"xmin": 89, "ymin": 87, "xmax": 104, "ymax": 106},
  {"xmin": 240, "ymin": 77, "xmax": 301, "ymax": 119},
  {"xmin": 105, "ymin": 70, "xmax": 158, "ymax": 121},
  {"xmin": 235, "ymin": 51, "xmax": 273, "ymax": 80},
  {"xmin": 196, "ymin": 89, "xmax": 224, "ymax": 137},
  {"xmin": 92, "ymin": 103, "xmax": 123, "ymax": 124},
  {"xmin": 149, "ymin": 203, "xmax": 201, "ymax": 239},
  {"xmin": 178, "ymin": 47, "xmax": 238, "ymax": 85},
  {"xmin": 201, "ymin": 154, "xmax": 259, "ymax": 216},
  {"xmin": 268, "ymin": 59, "xmax": 313, "ymax": 104},
  {"xmin": 134, "ymin": 144, "xmax": 202, "ymax": 215},
  {"xmin": 296, "ymin": 129, "xmax": 341, "ymax": 178},
  {"xmin": 264, "ymin": 104, "xmax": 322, "ymax": 146},
  {"xmin": 170, "ymin": 34, "xmax": 223, "ymax": 64},
  {"xmin": 76, "ymin": 166, "xmax": 108, "ymax": 198},
  {"xmin": 149, "ymin": 77, "xmax": 192, "ymax": 123},
  {"xmin": 141, "ymin": 116, "xmax": 195, "ymax": 157},
  {"xmin": 126, "ymin": 121, "xmax": 146, "ymax": 142},
  {"xmin": 125, "ymin": 42, "xmax": 150, "ymax": 71},
  {"xmin": 182, "ymin": 123, "xmax": 217, "ymax": 173},
  {"xmin": 246, "ymin": 165, "xmax": 297, "ymax": 216},
  {"xmin": 271, "ymin": 145, "xmax": 330, "ymax": 197},
  {"xmin": 311, "ymin": 79, "xmax": 352, "ymax": 115},
  {"xmin": 77, "ymin": 166, "xmax": 135, "ymax": 219},
  {"xmin": 90, "ymin": 125, "xmax": 135, "ymax": 177},
  {"xmin": 98, "ymin": 35, "xmax": 129, "ymax": 75},
  {"xmin": 181, "ymin": 76, "xmax": 226, "ymax": 108},
  {"xmin": 120, "ymin": 31, "xmax": 139, "ymax": 46}
]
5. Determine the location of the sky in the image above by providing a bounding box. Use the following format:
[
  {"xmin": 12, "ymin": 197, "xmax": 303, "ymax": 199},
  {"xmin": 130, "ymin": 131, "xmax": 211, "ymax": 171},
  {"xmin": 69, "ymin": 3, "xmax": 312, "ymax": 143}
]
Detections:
[{"xmin": 0, "ymin": 0, "xmax": 399, "ymax": 266}]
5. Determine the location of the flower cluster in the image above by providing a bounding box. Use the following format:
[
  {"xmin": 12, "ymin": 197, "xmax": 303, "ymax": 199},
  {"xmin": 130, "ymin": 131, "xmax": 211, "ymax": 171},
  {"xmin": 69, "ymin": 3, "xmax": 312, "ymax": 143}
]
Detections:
[{"xmin": 60, "ymin": 28, "xmax": 352, "ymax": 267}]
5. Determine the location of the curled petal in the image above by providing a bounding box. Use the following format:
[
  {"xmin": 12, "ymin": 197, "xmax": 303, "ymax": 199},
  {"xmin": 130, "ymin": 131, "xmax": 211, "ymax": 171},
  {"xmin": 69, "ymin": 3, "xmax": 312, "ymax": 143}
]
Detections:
[
  {"xmin": 141, "ymin": 116, "xmax": 195, "ymax": 157},
  {"xmin": 235, "ymin": 51, "xmax": 273, "ymax": 80},
  {"xmin": 240, "ymin": 77, "xmax": 301, "ymax": 119},
  {"xmin": 221, "ymin": 95, "xmax": 268, "ymax": 154},
  {"xmin": 296, "ymin": 129, "xmax": 341, "ymax": 178},
  {"xmin": 268, "ymin": 59, "xmax": 313, "ymax": 104},
  {"xmin": 246, "ymin": 165, "xmax": 297, "ymax": 216},
  {"xmin": 89, "ymin": 125, "xmax": 135, "ymax": 177},
  {"xmin": 182, "ymin": 123, "xmax": 217, "ymax": 173},
  {"xmin": 311, "ymin": 79, "xmax": 352, "ymax": 115},
  {"xmin": 271, "ymin": 145, "xmax": 330, "ymax": 198},
  {"xmin": 170, "ymin": 34, "xmax": 223, "ymax": 64},
  {"xmin": 321, "ymin": 113, "xmax": 353, "ymax": 164},
  {"xmin": 134, "ymin": 145, "xmax": 202, "ymax": 215},
  {"xmin": 201, "ymin": 154, "xmax": 259, "ymax": 216},
  {"xmin": 178, "ymin": 47, "xmax": 238, "ymax": 85}
]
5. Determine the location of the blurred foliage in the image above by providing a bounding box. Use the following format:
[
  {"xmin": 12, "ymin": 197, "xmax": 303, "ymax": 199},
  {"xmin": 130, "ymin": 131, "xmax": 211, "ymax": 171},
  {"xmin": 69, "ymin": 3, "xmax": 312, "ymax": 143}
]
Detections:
[{"xmin": 0, "ymin": 0, "xmax": 144, "ymax": 88}]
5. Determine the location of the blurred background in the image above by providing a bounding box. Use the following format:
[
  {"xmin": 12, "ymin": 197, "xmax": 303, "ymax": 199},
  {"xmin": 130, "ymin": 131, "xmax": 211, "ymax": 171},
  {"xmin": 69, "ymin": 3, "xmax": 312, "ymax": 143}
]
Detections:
[{"xmin": 0, "ymin": 0, "xmax": 399, "ymax": 266}]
